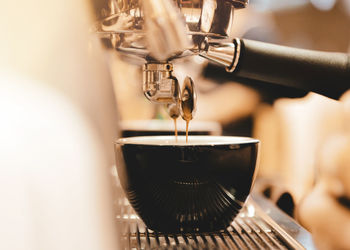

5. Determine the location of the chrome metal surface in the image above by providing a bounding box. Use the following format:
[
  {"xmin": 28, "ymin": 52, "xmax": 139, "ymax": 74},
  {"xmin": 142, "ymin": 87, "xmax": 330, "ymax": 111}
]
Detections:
[
  {"xmin": 252, "ymin": 194, "xmax": 316, "ymax": 250},
  {"xmin": 226, "ymin": 38, "xmax": 241, "ymax": 72},
  {"xmin": 198, "ymin": 38, "xmax": 241, "ymax": 72},
  {"xmin": 143, "ymin": 63, "xmax": 180, "ymax": 103},
  {"xmin": 200, "ymin": 42, "xmax": 235, "ymax": 68},
  {"xmin": 115, "ymin": 198, "xmax": 313, "ymax": 249},
  {"xmin": 93, "ymin": 0, "xmax": 248, "ymax": 61},
  {"xmin": 142, "ymin": 0, "xmax": 191, "ymax": 61},
  {"xmin": 180, "ymin": 76, "xmax": 197, "ymax": 121},
  {"xmin": 91, "ymin": 0, "xmax": 249, "ymax": 109},
  {"xmin": 114, "ymin": 188, "xmax": 315, "ymax": 249}
]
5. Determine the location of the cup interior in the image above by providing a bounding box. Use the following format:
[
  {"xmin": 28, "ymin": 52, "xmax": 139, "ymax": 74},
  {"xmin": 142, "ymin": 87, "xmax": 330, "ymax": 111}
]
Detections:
[{"xmin": 117, "ymin": 135, "xmax": 259, "ymax": 146}]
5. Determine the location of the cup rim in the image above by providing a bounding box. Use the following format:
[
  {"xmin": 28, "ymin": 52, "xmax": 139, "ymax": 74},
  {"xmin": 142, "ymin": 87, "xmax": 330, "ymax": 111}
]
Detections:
[{"xmin": 115, "ymin": 135, "xmax": 259, "ymax": 146}]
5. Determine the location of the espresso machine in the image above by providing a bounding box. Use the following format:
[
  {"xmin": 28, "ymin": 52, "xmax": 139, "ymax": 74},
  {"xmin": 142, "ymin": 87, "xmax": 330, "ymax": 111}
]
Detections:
[
  {"xmin": 91, "ymin": 0, "xmax": 349, "ymax": 115},
  {"xmin": 89, "ymin": 0, "xmax": 350, "ymax": 248}
]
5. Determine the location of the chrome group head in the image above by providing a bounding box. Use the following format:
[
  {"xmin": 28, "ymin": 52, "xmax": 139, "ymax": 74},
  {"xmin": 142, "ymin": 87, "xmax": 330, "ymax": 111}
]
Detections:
[{"xmin": 92, "ymin": 0, "xmax": 248, "ymax": 118}]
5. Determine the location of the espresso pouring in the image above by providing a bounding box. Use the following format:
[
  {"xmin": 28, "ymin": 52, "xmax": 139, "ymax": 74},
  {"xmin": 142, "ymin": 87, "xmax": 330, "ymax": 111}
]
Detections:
[{"xmin": 166, "ymin": 76, "xmax": 196, "ymax": 142}]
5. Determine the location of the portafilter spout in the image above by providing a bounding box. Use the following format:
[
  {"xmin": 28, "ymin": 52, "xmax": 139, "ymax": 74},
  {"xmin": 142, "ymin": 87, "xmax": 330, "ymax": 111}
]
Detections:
[{"xmin": 143, "ymin": 62, "xmax": 180, "ymax": 104}]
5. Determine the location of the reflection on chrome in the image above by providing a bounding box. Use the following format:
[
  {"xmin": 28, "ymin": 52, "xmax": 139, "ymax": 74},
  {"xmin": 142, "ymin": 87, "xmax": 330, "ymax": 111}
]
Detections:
[
  {"xmin": 92, "ymin": 0, "xmax": 248, "ymax": 109},
  {"xmin": 93, "ymin": 0, "xmax": 248, "ymax": 61}
]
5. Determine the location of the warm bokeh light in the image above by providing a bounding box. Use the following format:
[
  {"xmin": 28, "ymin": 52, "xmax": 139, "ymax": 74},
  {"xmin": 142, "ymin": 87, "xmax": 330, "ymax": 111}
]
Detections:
[{"xmin": 0, "ymin": 1, "xmax": 119, "ymax": 249}]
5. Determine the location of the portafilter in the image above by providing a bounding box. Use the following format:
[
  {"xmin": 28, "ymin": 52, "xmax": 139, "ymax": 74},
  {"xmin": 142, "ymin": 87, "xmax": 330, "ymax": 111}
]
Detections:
[{"xmin": 91, "ymin": 0, "xmax": 349, "ymax": 106}]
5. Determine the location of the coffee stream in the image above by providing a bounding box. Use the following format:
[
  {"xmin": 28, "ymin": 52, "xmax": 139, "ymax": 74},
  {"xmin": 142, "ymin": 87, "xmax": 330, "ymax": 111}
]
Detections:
[
  {"xmin": 185, "ymin": 120, "xmax": 189, "ymax": 143},
  {"xmin": 167, "ymin": 103, "xmax": 180, "ymax": 142},
  {"xmin": 173, "ymin": 118, "xmax": 178, "ymax": 142},
  {"xmin": 167, "ymin": 76, "xmax": 196, "ymax": 143}
]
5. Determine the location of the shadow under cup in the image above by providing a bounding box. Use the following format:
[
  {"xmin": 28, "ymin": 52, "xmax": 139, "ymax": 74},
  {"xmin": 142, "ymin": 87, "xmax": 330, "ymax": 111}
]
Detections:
[{"xmin": 114, "ymin": 136, "xmax": 259, "ymax": 233}]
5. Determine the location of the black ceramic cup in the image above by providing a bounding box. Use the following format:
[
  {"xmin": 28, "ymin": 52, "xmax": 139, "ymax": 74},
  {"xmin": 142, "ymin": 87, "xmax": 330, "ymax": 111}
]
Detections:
[{"xmin": 114, "ymin": 136, "xmax": 259, "ymax": 233}]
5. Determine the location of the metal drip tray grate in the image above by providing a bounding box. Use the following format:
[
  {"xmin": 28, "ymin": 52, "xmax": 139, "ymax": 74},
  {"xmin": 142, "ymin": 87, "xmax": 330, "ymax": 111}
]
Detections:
[
  {"xmin": 122, "ymin": 215, "xmax": 290, "ymax": 249},
  {"xmin": 115, "ymin": 195, "xmax": 313, "ymax": 249}
]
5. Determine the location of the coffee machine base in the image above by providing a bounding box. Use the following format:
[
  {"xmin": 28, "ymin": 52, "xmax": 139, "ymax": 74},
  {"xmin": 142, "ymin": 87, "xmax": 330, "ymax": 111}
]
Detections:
[{"xmin": 114, "ymin": 187, "xmax": 315, "ymax": 249}]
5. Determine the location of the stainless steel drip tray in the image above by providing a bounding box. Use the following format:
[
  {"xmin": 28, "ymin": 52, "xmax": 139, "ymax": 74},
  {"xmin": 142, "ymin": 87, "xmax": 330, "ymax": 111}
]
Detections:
[{"xmin": 115, "ymin": 193, "xmax": 315, "ymax": 249}]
